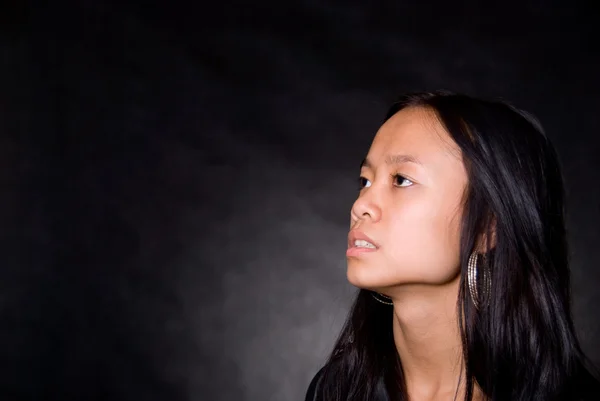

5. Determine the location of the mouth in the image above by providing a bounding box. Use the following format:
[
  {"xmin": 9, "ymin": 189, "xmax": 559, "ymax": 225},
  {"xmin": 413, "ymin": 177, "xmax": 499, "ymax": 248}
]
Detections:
[{"xmin": 347, "ymin": 229, "xmax": 379, "ymax": 257}]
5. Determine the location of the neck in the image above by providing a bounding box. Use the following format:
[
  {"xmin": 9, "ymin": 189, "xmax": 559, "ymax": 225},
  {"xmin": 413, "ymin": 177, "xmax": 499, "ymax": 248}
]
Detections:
[{"xmin": 388, "ymin": 277, "xmax": 478, "ymax": 401}]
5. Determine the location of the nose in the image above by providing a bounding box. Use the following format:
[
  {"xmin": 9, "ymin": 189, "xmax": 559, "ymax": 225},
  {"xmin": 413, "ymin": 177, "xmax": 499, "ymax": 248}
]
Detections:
[{"xmin": 350, "ymin": 189, "xmax": 382, "ymax": 224}]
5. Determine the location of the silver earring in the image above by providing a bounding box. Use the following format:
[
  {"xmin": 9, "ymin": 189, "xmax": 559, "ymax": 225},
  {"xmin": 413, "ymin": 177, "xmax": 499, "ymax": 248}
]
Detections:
[
  {"xmin": 467, "ymin": 251, "xmax": 491, "ymax": 310},
  {"xmin": 371, "ymin": 292, "xmax": 393, "ymax": 305}
]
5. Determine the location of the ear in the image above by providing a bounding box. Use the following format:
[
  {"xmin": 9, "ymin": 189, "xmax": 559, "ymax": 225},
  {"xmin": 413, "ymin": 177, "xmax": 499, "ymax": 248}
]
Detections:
[{"xmin": 477, "ymin": 216, "xmax": 497, "ymax": 253}]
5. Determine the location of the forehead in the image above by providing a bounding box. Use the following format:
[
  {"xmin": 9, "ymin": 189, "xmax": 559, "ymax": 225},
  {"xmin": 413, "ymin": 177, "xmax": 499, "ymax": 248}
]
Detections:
[{"xmin": 366, "ymin": 106, "xmax": 462, "ymax": 166}]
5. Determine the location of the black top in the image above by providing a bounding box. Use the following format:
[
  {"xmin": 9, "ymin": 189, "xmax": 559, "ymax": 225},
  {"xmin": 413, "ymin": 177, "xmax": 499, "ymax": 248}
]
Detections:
[{"xmin": 305, "ymin": 366, "xmax": 599, "ymax": 401}]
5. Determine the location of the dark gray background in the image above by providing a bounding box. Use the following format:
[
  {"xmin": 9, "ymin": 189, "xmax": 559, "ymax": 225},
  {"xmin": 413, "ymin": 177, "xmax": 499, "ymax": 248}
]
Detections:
[{"xmin": 1, "ymin": 1, "xmax": 598, "ymax": 400}]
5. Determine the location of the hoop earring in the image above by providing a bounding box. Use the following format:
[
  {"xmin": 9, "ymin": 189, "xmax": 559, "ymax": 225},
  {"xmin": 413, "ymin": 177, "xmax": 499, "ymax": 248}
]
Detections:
[
  {"xmin": 371, "ymin": 292, "xmax": 393, "ymax": 305},
  {"xmin": 467, "ymin": 251, "xmax": 491, "ymax": 310}
]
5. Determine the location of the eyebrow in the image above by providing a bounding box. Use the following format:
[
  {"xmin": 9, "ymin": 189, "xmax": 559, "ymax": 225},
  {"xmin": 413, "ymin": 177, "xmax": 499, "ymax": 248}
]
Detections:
[{"xmin": 360, "ymin": 154, "xmax": 423, "ymax": 169}]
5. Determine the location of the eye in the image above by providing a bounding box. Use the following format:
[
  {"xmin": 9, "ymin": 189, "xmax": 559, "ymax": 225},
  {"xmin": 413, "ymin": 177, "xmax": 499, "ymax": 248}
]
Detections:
[
  {"xmin": 358, "ymin": 176, "xmax": 371, "ymax": 190},
  {"xmin": 392, "ymin": 174, "xmax": 414, "ymax": 187}
]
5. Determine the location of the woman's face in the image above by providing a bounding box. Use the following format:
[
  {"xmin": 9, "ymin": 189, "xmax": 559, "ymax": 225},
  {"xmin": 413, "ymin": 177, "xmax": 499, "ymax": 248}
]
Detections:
[{"xmin": 347, "ymin": 106, "xmax": 468, "ymax": 293}]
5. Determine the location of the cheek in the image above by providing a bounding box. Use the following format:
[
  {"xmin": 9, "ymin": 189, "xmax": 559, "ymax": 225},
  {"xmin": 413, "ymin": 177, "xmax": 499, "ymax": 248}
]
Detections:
[{"xmin": 386, "ymin": 196, "xmax": 462, "ymax": 280}]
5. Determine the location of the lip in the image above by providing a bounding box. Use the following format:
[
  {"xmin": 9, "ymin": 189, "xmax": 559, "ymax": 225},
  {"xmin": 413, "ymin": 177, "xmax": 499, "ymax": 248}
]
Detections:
[
  {"xmin": 347, "ymin": 229, "xmax": 379, "ymax": 257},
  {"xmin": 346, "ymin": 246, "xmax": 378, "ymax": 257}
]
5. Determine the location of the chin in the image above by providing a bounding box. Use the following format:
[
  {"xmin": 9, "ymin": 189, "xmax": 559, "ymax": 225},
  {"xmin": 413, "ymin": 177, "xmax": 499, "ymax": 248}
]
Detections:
[
  {"xmin": 346, "ymin": 260, "xmax": 435, "ymax": 291},
  {"xmin": 346, "ymin": 261, "xmax": 393, "ymax": 290}
]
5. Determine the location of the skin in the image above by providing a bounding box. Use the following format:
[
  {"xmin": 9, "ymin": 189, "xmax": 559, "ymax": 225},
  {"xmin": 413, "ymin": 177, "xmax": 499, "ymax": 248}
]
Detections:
[{"xmin": 347, "ymin": 106, "xmax": 484, "ymax": 401}]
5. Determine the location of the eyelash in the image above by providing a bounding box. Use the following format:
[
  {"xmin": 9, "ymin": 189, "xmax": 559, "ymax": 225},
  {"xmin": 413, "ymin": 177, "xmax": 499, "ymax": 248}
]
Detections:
[{"xmin": 358, "ymin": 174, "xmax": 414, "ymax": 190}]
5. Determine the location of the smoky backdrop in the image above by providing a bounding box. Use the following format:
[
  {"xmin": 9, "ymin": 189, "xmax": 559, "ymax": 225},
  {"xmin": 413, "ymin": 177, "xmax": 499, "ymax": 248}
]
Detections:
[{"xmin": 1, "ymin": 1, "xmax": 598, "ymax": 400}]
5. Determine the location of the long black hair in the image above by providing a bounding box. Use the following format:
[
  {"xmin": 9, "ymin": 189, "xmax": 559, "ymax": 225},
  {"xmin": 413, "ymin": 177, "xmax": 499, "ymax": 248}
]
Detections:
[{"xmin": 310, "ymin": 91, "xmax": 599, "ymax": 401}]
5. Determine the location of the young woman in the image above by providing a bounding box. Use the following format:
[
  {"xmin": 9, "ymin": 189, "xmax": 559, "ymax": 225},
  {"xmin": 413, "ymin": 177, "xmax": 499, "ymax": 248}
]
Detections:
[{"xmin": 305, "ymin": 91, "xmax": 599, "ymax": 401}]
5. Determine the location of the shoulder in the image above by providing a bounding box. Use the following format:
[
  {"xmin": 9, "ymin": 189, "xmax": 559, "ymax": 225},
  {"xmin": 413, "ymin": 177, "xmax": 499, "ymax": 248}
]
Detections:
[
  {"xmin": 304, "ymin": 366, "xmax": 326, "ymax": 401},
  {"xmin": 304, "ymin": 363, "xmax": 391, "ymax": 401}
]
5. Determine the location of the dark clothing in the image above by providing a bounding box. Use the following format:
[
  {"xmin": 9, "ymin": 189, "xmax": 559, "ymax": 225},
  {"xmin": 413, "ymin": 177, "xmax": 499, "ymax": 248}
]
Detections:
[{"xmin": 305, "ymin": 366, "xmax": 600, "ymax": 401}]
